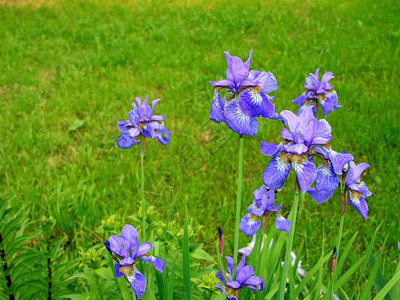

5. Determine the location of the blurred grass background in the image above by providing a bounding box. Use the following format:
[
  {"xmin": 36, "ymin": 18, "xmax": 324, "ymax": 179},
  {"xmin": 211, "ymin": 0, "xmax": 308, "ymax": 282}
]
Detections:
[{"xmin": 0, "ymin": 0, "xmax": 399, "ymax": 295}]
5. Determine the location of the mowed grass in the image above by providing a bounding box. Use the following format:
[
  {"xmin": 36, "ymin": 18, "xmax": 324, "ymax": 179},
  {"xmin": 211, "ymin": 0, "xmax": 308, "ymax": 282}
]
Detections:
[{"xmin": 0, "ymin": 0, "xmax": 399, "ymax": 293}]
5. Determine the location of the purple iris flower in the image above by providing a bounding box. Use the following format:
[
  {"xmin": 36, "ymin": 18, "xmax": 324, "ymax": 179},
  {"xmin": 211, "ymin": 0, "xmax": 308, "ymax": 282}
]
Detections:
[
  {"xmin": 261, "ymin": 106, "xmax": 328, "ymax": 193},
  {"xmin": 344, "ymin": 161, "xmax": 372, "ymax": 219},
  {"xmin": 293, "ymin": 68, "xmax": 341, "ymax": 117},
  {"xmin": 209, "ymin": 51, "xmax": 281, "ymax": 136},
  {"xmin": 104, "ymin": 225, "xmax": 164, "ymax": 298},
  {"xmin": 215, "ymin": 255, "xmax": 263, "ymax": 300},
  {"xmin": 239, "ymin": 185, "xmax": 290, "ymax": 236},
  {"xmin": 307, "ymin": 148, "xmax": 353, "ymax": 204},
  {"xmin": 117, "ymin": 96, "xmax": 171, "ymax": 148}
]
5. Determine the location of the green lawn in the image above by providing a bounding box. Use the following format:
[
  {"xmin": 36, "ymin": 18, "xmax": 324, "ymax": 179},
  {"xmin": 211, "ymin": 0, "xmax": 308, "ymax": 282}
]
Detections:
[{"xmin": 1, "ymin": 0, "xmax": 399, "ymax": 296}]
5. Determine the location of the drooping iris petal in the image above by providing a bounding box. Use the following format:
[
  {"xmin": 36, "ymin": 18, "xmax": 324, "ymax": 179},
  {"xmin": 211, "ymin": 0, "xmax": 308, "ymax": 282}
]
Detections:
[
  {"xmin": 348, "ymin": 190, "xmax": 368, "ymax": 219},
  {"xmin": 275, "ymin": 214, "xmax": 291, "ymax": 232},
  {"xmin": 260, "ymin": 141, "xmax": 278, "ymax": 157},
  {"xmin": 239, "ymin": 214, "xmax": 262, "ymax": 237},
  {"xmin": 245, "ymin": 276, "xmax": 264, "ymax": 291},
  {"xmin": 114, "ymin": 263, "xmax": 124, "ymax": 278},
  {"xmin": 117, "ymin": 133, "xmax": 138, "ymax": 149},
  {"xmin": 238, "ymin": 88, "xmax": 263, "ymax": 117},
  {"xmin": 347, "ymin": 162, "xmax": 370, "ymax": 184},
  {"xmin": 262, "ymin": 152, "xmax": 291, "ymax": 190},
  {"xmin": 223, "ymin": 99, "xmax": 259, "ymax": 136},
  {"xmin": 307, "ymin": 188, "xmax": 335, "ymax": 204},
  {"xmin": 126, "ymin": 269, "xmax": 146, "ymax": 299},
  {"xmin": 314, "ymin": 163, "xmax": 340, "ymax": 192},
  {"xmin": 210, "ymin": 89, "xmax": 225, "ymax": 123},
  {"xmin": 261, "ymin": 190, "xmax": 281, "ymax": 212},
  {"xmin": 226, "ymin": 280, "xmax": 242, "ymax": 289},
  {"xmin": 140, "ymin": 255, "xmax": 165, "ymax": 273},
  {"xmin": 290, "ymin": 155, "xmax": 317, "ymax": 193}
]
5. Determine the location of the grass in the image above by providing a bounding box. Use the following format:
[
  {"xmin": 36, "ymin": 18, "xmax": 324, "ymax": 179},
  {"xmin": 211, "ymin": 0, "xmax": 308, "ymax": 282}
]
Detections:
[{"xmin": 0, "ymin": 0, "xmax": 399, "ymax": 297}]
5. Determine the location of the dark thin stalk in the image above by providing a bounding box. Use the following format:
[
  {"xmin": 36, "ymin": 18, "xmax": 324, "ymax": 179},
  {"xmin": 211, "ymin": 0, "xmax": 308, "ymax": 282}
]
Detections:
[
  {"xmin": 47, "ymin": 242, "xmax": 52, "ymax": 300},
  {"xmin": 0, "ymin": 233, "xmax": 15, "ymax": 300}
]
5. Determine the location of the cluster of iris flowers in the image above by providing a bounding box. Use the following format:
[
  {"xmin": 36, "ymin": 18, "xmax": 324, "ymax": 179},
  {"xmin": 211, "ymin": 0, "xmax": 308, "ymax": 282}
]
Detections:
[{"xmin": 104, "ymin": 49, "xmax": 372, "ymax": 299}]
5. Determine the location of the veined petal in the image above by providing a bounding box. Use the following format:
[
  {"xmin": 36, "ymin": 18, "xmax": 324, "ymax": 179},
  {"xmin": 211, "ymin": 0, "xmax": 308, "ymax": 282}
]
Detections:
[
  {"xmin": 290, "ymin": 155, "xmax": 317, "ymax": 193},
  {"xmin": 120, "ymin": 256, "xmax": 135, "ymax": 266},
  {"xmin": 141, "ymin": 122, "xmax": 158, "ymax": 138},
  {"xmin": 283, "ymin": 142, "xmax": 308, "ymax": 155},
  {"xmin": 293, "ymin": 93, "xmax": 308, "ymax": 106},
  {"xmin": 315, "ymin": 163, "xmax": 340, "ymax": 191},
  {"xmin": 259, "ymin": 92, "xmax": 277, "ymax": 119},
  {"xmin": 140, "ymin": 255, "xmax": 164, "ymax": 273},
  {"xmin": 239, "ymin": 214, "xmax": 262, "ymax": 237},
  {"xmin": 150, "ymin": 114, "xmax": 165, "ymax": 121},
  {"xmin": 128, "ymin": 108, "xmax": 140, "ymax": 125},
  {"xmin": 210, "ymin": 89, "xmax": 225, "ymax": 123},
  {"xmin": 216, "ymin": 270, "xmax": 231, "ymax": 284},
  {"xmin": 137, "ymin": 242, "xmax": 152, "ymax": 256},
  {"xmin": 246, "ymin": 203, "xmax": 264, "ymax": 217},
  {"xmin": 223, "ymin": 99, "xmax": 259, "ymax": 136},
  {"xmin": 262, "ymin": 190, "xmax": 280, "ymax": 212},
  {"xmin": 238, "ymin": 88, "xmax": 262, "ymax": 117},
  {"xmin": 117, "ymin": 133, "xmax": 138, "ymax": 149},
  {"xmin": 227, "ymin": 280, "xmax": 242, "ymax": 289},
  {"xmin": 109, "ymin": 235, "xmax": 129, "ymax": 258},
  {"xmin": 311, "ymin": 119, "xmax": 332, "ymax": 145},
  {"xmin": 260, "ymin": 141, "xmax": 278, "ymax": 157},
  {"xmin": 245, "ymin": 276, "xmax": 264, "ymax": 291},
  {"xmin": 262, "ymin": 152, "xmax": 291, "ymax": 190},
  {"xmin": 348, "ymin": 190, "xmax": 368, "ymax": 219},
  {"xmin": 307, "ymin": 188, "xmax": 335, "ymax": 204},
  {"xmin": 126, "ymin": 269, "xmax": 146, "ymax": 299},
  {"xmin": 120, "ymin": 225, "xmax": 139, "ymax": 254},
  {"xmin": 275, "ymin": 214, "xmax": 291, "ymax": 232},
  {"xmin": 117, "ymin": 120, "xmax": 130, "ymax": 133},
  {"xmin": 236, "ymin": 266, "xmax": 254, "ymax": 284},
  {"xmin": 209, "ymin": 79, "xmax": 234, "ymax": 89},
  {"xmin": 281, "ymin": 110, "xmax": 300, "ymax": 132}
]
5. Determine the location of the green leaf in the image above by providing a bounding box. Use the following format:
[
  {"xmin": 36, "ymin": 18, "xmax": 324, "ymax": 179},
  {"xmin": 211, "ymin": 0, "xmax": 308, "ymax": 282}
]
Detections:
[
  {"xmin": 360, "ymin": 238, "xmax": 386, "ymax": 300},
  {"xmin": 94, "ymin": 267, "xmax": 113, "ymax": 279},
  {"xmin": 375, "ymin": 270, "xmax": 400, "ymax": 300},
  {"xmin": 334, "ymin": 255, "xmax": 365, "ymax": 290},
  {"xmin": 167, "ymin": 261, "xmax": 175, "ymax": 300},
  {"xmin": 335, "ymin": 231, "xmax": 358, "ymax": 276},
  {"xmin": 190, "ymin": 248, "xmax": 215, "ymax": 264},
  {"xmin": 295, "ymin": 251, "xmax": 331, "ymax": 295}
]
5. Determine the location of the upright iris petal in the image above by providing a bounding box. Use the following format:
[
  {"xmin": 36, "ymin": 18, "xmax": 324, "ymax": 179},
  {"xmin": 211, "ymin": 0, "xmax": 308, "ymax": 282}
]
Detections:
[
  {"xmin": 293, "ymin": 68, "xmax": 341, "ymax": 117},
  {"xmin": 240, "ymin": 185, "xmax": 290, "ymax": 236},
  {"xmin": 104, "ymin": 224, "xmax": 164, "ymax": 298},
  {"xmin": 215, "ymin": 255, "xmax": 263, "ymax": 299},
  {"xmin": 209, "ymin": 50, "xmax": 280, "ymax": 136},
  {"xmin": 117, "ymin": 96, "xmax": 170, "ymax": 148}
]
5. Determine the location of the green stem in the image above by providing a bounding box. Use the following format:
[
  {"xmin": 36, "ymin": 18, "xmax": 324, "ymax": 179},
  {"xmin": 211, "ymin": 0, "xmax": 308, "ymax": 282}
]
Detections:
[
  {"xmin": 140, "ymin": 138, "xmax": 146, "ymax": 242},
  {"xmin": 216, "ymin": 244, "xmax": 228, "ymax": 284},
  {"xmin": 336, "ymin": 214, "xmax": 344, "ymax": 261},
  {"xmin": 328, "ymin": 272, "xmax": 334, "ymax": 300},
  {"xmin": 278, "ymin": 180, "xmax": 300, "ymax": 300},
  {"xmin": 232, "ymin": 135, "xmax": 244, "ymax": 280}
]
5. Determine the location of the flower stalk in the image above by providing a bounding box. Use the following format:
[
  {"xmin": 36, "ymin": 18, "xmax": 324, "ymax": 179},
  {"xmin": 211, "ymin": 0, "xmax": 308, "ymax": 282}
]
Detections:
[
  {"xmin": 232, "ymin": 135, "xmax": 244, "ymax": 280},
  {"xmin": 278, "ymin": 180, "xmax": 300, "ymax": 300},
  {"xmin": 140, "ymin": 138, "xmax": 146, "ymax": 242}
]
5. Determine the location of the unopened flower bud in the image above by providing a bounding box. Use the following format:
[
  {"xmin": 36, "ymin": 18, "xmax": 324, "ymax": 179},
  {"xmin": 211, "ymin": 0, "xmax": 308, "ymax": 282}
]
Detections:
[
  {"xmin": 218, "ymin": 226, "xmax": 224, "ymax": 254},
  {"xmin": 330, "ymin": 246, "xmax": 337, "ymax": 273}
]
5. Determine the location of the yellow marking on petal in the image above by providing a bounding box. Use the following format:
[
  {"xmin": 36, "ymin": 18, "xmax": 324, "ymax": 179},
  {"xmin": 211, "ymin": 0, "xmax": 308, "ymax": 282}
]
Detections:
[
  {"xmin": 249, "ymin": 86, "xmax": 261, "ymax": 93},
  {"xmin": 288, "ymin": 153, "xmax": 306, "ymax": 164},
  {"xmin": 120, "ymin": 264, "xmax": 134, "ymax": 276},
  {"xmin": 249, "ymin": 214, "xmax": 260, "ymax": 222},
  {"xmin": 278, "ymin": 152, "xmax": 291, "ymax": 164},
  {"xmin": 316, "ymin": 93, "xmax": 326, "ymax": 101}
]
